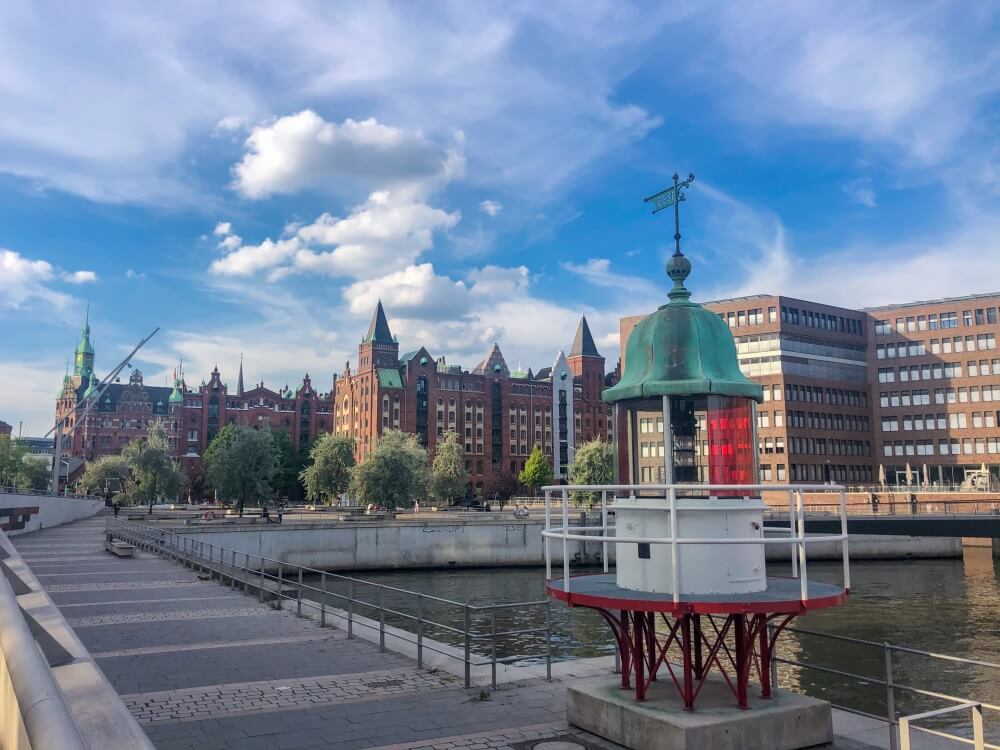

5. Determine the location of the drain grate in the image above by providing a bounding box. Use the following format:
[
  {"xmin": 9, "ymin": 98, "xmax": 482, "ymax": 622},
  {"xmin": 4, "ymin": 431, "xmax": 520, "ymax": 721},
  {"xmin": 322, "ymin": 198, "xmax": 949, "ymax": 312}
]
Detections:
[{"xmin": 512, "ymin": 735, "xmax": 600, "ymax": 750}]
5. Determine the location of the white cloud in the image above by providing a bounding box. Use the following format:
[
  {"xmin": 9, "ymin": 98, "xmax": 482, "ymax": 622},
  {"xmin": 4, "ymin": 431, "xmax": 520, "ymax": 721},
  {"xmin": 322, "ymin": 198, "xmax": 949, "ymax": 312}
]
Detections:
[
  {"xmin": 843, "ymin": 177, "xmax": 877, "ymax": 208},
  {"xmin": 0, "ymin": 360, "xmax": 64, "ymax": 435},
  {"xmin": 479, "ymin": 199, "xmax": 502, "ymax": 216},
  {"xmin": 343, "ymin": 264, "xmax": 470, "ymax": 319},
  {"xmin": 209, "ymin": 236, "xmax": 303, "ymax": 278},
  {"xmin": 61, "ymin": 270, "xmax": 98, "ymax": 284},
  {"xmin": 562, "ymin": 258, "xmax": 662, "ymax": 301},
  {"xmin": 213, "ymin": 222, "xmax": 233, "ymax": 236},
  {"xmin": 0, "ymin": 249, "xmax": 73, "ymax": 309},
  {"xmin": 233, "ymin": 111, "xmax": 463, "ymax": 200},
  {"xmin": 125, "ymin": 269, "xmax": 146, "ymax": 280}
]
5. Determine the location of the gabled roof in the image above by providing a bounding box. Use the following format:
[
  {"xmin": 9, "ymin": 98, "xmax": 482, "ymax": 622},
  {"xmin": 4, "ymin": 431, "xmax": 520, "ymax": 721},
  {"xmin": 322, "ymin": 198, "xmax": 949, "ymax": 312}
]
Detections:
[
  {"xmin": 568, "ymin": 316, "xmax": 601, "ymax": 358},
  {"xmin": 377, "ymin": 368, "xmax": 404, "ymax": 389},
  {"xmin": 473, "ymin": 343, "xmax": 509, "ymax": 376},
  {"xmin": 364, "ymin": 300, "xmax": 394, "ymax": 344}
]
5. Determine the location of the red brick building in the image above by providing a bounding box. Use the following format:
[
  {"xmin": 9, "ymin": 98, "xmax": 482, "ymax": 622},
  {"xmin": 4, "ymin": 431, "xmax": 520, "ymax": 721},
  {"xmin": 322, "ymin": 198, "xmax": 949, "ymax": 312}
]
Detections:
[{"xmin": 333, "ymin": 302, "xmax": 614, "ymax": 490}]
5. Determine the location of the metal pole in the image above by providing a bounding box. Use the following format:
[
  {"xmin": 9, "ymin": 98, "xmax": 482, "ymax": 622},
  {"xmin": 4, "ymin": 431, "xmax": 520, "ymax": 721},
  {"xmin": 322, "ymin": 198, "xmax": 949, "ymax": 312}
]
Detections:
[
  {"xmin": 379, "ymin": 586, "xmax": 386, "ymax": 652},
  {"xmin": 258, "ymin": 557, "xmax": 265, "ymax": 603},
  {"xmin": 972, "ymin": 703, "xmax": 985, "ymax": 750},
  {"xmin": 669, "ymin": 486, "xmax": 680, "ymax": 604},
  {"xmin": 795, "ymin": 489, "xmax": 808, "ymax": 602},
  {"xmin": 320, "ymin": 572, "xmax": 327, "ymax": 627},
  {"xmin": 601, "ymin": 489, "xmax": 609, "ymax": 574},
  {"xmin": 839, "ymin": 488, "xmax": 851, "ymax": 592},
  {"xmin": 561, "ymin": 488, "xmax": 570, "ymax": 594},
  {"xmin": 545, "ymin": 599, "xmax": 552, "ymax": 682},
  {"xmin": 464, "ymin": 603, "xmax": 472, "ymax": 688},
  {"xmin": 297, "ymin": 567, "xmax": 303, "ymax": 617},
  {"xmin": 544, "ymin": 488, "xmax": 552, "ymax": 580},
  {"xmin": 277, "ymin": 563, "xmax": 283, "ymax": 610},
  {"xmin": 788, "ymin": 489, "xmax": 798, "ymax": 578},
  {"xmin": 490, "ymin": 605, "xmax": 497, "ymax": 690},
  {"xmin": 347, "ymin": 579, "xmax": 354, "ymax": 639},
  {"xmin": 662, "ymin": 395, "xmax": 673, "ymax": 485},
  {"xmin": 416, "ymin": 594, "xmax": 424, "ymax": 669},
  {"xmin": 768, "ymin": 622, "xmax": 779, "ymax": 690},
  {"xmin": 230, "ymin": 549, "xmax": 236, "ymax": 589},
  {"xmin": 885, "ymin": 644, "xmax": 897, "ymax": 750}
]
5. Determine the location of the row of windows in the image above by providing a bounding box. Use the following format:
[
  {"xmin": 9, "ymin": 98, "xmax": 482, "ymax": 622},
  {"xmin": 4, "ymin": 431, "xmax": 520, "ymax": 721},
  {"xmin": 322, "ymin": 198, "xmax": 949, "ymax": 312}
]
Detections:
[
  {"xmin": 874, "ymin": 307, "xmax": 998, "ymax": 335},
  {"xmin": 786, "ymin": 411, "xmax": 871, "ymax": 432},
  {"xmin": 878, "ymin": 358, "xmax": 1000, "ymax": 382},
  {"xmin": 783, "ymin": 384, "xmax": 868, "ymax": 407},
  {"xmin": 883, "ymin": 438, "xmax": 1000, "ymax": 456},
  {"xmin": 759, "ymin": 464, "xmax": 787, "ymax": 481},
  {"xmin": 880, "ymin": 412, "xmax": 1000, "ymax": 431},
  {"xmin": 877, "ymin": 335, "xmax": 998, "ymax": 359},
  {"xmin": 789, "ymin": 464, "xmax": 874, "ymax": 483},
  {"xmin": 781, "ymin": 306, "xmax": 864, "ymax": 335},
  {"xmin": 880, "ymin": 385, "xmax": 1000, "ymax": 405},
  {"xmin": 787, "ymin": 437, "xmax": 871, "ymax": 457}
]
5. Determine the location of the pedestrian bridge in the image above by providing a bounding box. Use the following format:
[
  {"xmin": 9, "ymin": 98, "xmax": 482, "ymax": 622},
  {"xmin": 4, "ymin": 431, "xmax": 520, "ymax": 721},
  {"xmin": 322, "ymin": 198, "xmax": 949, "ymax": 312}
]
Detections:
[{"xmin": 765, "ymin": 510, "xmax": 1000, "ymax": 538}]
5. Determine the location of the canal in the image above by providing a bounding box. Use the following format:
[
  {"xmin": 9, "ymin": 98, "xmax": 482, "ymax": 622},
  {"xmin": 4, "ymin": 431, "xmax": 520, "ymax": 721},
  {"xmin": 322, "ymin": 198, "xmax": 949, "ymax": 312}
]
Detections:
[{"xmin": 305, "ymin": 548, "xmax": 1000, "ymax": 737}]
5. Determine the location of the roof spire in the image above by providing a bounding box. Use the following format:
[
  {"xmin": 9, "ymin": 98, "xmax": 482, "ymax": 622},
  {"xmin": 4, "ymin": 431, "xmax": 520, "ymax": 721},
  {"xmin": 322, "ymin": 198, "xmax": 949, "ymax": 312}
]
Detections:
[
  {"xmin": 364, "ymin": 299, "xmax": 394, "ymax": 344},
  {"xmin": 569, "ymin": 315, "xmax": 601, "ymax": 358},
  {"xmin": 237, "ymin": 353, "xmax": 245, "ymax": 396},
  {"xmin": 644, "ymin": 172, "xmax": 695, "ymax": 303}
]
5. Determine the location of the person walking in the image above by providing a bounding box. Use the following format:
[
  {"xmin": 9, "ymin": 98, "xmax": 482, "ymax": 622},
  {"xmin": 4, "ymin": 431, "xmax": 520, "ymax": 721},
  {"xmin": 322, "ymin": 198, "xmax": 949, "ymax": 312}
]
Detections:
[{"xmin": 112, "ymin": 501, "xmax": 120, "ymax": 518}]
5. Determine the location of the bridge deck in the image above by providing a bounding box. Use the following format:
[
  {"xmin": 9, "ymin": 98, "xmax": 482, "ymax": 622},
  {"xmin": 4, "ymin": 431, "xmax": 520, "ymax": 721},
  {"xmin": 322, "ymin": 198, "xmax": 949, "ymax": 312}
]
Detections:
[{"xmin": 765, "ymin": 513, "xmax": 1000, "ymax": 537}]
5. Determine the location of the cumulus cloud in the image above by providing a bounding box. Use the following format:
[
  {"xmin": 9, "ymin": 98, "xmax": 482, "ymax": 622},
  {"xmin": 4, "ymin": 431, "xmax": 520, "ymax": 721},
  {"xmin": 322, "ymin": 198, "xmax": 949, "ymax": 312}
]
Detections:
[
  {"xmin": 0, "ymin": 249, "xmax": 92, "ymax": 309},
  {"xmin": 232, "ymin": 111, "xmax": 463, "ymax": 200},
  {"xmin": 479, "ymin": 199, "xmax": 502, "ymax": 216},
  {"xmin": 209, "ymin": 236, "xmax": 303, "ymax": 278},
  {"xmin": 125, "ymin": 269, "xmax": 146, "ymax": 280},
  {"xmin": 343, "ymin": 263, "xmax": 471, "ymax": 319},
  {"xmin": 61, "ymin": 270, "xmax": 98, "ymax": 284}
]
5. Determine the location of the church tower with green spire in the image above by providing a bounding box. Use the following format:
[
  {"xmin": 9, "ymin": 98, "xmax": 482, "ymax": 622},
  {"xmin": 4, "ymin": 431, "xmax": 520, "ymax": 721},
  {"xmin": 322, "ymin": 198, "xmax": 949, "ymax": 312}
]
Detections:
[{"xmin": 73, "ymin": 305, "xmax": 95, "ymax": 388}]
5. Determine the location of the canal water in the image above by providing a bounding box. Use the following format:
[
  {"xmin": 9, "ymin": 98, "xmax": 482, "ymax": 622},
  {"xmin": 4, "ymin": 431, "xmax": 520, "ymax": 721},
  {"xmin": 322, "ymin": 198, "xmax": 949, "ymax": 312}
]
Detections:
[{"xmin": 305, "ymin": 550, "xmax": 1000, "ymax": 738}]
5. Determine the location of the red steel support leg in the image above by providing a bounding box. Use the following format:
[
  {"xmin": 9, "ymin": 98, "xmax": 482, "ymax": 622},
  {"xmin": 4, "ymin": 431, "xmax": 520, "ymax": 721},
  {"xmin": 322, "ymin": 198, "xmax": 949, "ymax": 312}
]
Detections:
[
  {"xmin": 692, "ymin": 614, "xmax": 704, "ymax": 680},
  {"xmin": 734, "ymin": 614, "xmax": 749, "ymax": 709},
  {"xmin": 620, "ymin": 611, "xmax": 632, "ymax": 689},
  {"xmin": 758, "ymin": 616, "xmax": 772, "ymax": 698},
  {"xmin": 633, "ymin": 611, "xmax": 646, "ymax": 701},
  {"xmin": 680, "ymin": 614, "xmax": 694, "ymax": 710},
  {"xmin": 646, "ymin": 612, "xmax": 657, "ymax": 681}
]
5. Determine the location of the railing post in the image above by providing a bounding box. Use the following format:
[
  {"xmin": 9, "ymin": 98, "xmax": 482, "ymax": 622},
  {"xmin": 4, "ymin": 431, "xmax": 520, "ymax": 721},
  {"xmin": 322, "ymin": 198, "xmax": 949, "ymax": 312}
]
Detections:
[
  {"xmin": 972, "ymin": 703, "xmax": 985, "ymax": 750},
  {"xmin": 320, "ymin": 572, "xmax": 327, "ymax": 628},
  {"xmin": 276, "ymin": 563, "xmax": 283, "ymax": 610},
  {"xmin": 561, "ymin": 488, "xmax": 570, "ymax": 594},
  {"xmin": 297, "ymin": 567, "xmax": 303, "ymax": 617},
  {"xmin": 884, "ymin": 643, "xmax": 897, "ymax": 750},
  {"xmin": 839, "ymin": 488, "xmax": 851, "ymax": 592},
  {"xmin": 544, "ymin": 488, "xmax": 552, "ymax": 580},
  {"xmin": 244, "ymin": 553, "xmax": 250, "ymax": 594},
  {"xmin": 788, "ymin": 489, "xmax": 798, "ymax": 578},
  {"xmin": 347, "ymin": 579, "xmax": 354, "ymax": 639},
  {"xmin": 230, "ymin": 549, "xmax": 236, "ymax": 589},
  {"xmin": 601, "ymin": 489, "xmax": 609, "ymax": 574},
  {"xmin": 416, "ymin": 594, "xmax": 424, "ymax": 669},
  {"xmin": 379, "ymin": 586, "xmax": 386, "ymax": 652},
  {"xmin": 669, "ymin": 486, "xmax": 679, "ymax": 604},
  {"xmin": 490, "ymin": 604, "xmax": 497, "ymax": 690},
  {"xmin": 795, "ymin": 489, "xmax": 808, "ymax": 602},
  {"xmin": 768, "ymin": 622, "xmax": 778, "ymax": 690},
  {"xmin": 463, "ymin": 603, "xmax": 472, "ymax": 688},
  {"xmin": 258, "ymin": 557, "xmax": 265, "ymax": 603},
  {"xmin": 545, "ymin": 598, "xmax": 552, "ymax": 682}
]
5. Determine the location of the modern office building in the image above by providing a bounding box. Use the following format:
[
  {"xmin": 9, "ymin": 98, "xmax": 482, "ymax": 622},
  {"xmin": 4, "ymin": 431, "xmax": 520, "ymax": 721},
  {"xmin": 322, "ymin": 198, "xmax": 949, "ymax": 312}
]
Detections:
[{"xmin": 866, "ymin": 294, "xmax": 1000, "ymax": 487}]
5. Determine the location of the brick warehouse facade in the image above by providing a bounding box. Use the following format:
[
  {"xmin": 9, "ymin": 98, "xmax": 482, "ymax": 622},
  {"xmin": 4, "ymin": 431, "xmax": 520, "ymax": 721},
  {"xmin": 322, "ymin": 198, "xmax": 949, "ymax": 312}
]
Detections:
[
  {"xmin": 332, "ymin": 302, "xmax": 613, "ymax": 491},
  {"xmin": 55, "ymin": 303, "xmax": 614, "ymax": 493}
]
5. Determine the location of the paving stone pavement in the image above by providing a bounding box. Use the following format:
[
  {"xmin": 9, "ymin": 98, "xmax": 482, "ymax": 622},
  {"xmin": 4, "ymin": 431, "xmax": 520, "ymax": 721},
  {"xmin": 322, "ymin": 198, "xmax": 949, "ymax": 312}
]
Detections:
[{"xmin": 13, "ymin": 514, "xmax": 875, "ymax": 750}]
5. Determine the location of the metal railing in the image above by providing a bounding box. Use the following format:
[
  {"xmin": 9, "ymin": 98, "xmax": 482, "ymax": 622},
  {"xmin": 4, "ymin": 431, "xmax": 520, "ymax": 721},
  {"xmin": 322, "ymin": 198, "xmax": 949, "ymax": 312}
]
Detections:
[
  {"xmin": 105, "ymin": 518, "xmax": 555, "ymax": 689},
  {"xmin": 764, "ymin": 497, "xmax": 1000, "ymax": 517},
  {"xmin": 540, "ymin": 483, "xmax": 850, "ymax": 604},
  {"xmin": 771, "ymin": 624, "xmax": 1000, "ymax": 750}
]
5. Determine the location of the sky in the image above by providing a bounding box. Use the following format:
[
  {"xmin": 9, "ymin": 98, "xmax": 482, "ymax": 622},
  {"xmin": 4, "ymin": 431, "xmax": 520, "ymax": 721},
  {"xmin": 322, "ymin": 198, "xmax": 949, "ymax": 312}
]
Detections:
[{"xmin": 2, "ymin": 1, "xmax": 999, "ymax": 435}]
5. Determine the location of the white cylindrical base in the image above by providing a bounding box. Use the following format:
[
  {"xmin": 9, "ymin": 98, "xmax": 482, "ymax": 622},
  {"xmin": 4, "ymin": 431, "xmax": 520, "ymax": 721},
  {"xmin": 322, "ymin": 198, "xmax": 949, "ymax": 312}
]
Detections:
[{"xmin": 613, "ymin": 496, "xmax": 767, "ymax": 595}]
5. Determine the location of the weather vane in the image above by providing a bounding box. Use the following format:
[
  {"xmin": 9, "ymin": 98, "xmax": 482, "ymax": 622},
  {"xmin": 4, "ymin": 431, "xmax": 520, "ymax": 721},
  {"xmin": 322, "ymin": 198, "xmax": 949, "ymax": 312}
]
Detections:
[{"xmin": 644, "ymin": 172, "xmax": 695, "ymax": 256}]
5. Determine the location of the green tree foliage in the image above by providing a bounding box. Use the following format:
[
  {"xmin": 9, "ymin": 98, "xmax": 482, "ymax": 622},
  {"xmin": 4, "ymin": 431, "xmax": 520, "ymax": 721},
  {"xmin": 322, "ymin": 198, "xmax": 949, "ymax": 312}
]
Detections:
[
  {"xmin": 429, "ymin": 430, "xmax": 469, "ymax": 503},
  {"xmin": 568, "ymin": 438, "xmax": 615, "ymax": 506},
  {"xmin": 16, "ymin": 459, "xmax": 50, "ymax": 491},
  {"xmin": 0, "ymin": 436, "xmax": 29, "ymax": 488},
  {"xmin": 482, "ymin": 467, "xmax": 521, "ymax": 510},
  {"xmin": 300, "ymin": 433, "xmax": 356, "ymax": 505},
  {"xmin": 270, "ymin": 429, "xmax": 305, "ymax": 502},
  {"xmin": 122, "ymin": 422, "xmax": 184, "ymax": 510},
  {"xmin": 518, "ymin": 445, "xmax": 554, "ymax": 496},
  {"xmin": 204, "ymin": 424, "xmax": 278, "ymax": 514},
  {"xmin": 78, "ymin": 455, "xmax": 130, "ymax": 496},
  {"xmin": 349, "ymin": 430, "xmax": 428, "ymax": 511}
]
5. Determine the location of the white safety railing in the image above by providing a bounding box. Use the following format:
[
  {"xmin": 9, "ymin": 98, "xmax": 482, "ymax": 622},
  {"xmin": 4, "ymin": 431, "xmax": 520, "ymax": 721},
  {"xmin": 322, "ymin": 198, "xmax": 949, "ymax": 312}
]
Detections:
[{"xmin": 540, "ymin": 483, "xmax": 850, "ymax": 604}]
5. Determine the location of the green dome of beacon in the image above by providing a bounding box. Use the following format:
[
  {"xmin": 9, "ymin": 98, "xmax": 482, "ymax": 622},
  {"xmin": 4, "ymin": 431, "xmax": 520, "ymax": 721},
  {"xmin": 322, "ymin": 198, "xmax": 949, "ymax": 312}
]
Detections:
[
  {"xmin": 602, "ymin": 253, "xmax": 762, "ymax": 404},
  {"xmin": 168, "ymin": 378, "xmax": 184, "ymax": 404}
]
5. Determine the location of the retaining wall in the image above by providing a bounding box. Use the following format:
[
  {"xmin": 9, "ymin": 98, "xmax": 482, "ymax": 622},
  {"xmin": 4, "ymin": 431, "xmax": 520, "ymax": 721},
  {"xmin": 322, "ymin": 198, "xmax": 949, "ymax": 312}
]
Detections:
[{"xmin": 0, "ymin": 492, "xmax": 104, "ymax": 536}]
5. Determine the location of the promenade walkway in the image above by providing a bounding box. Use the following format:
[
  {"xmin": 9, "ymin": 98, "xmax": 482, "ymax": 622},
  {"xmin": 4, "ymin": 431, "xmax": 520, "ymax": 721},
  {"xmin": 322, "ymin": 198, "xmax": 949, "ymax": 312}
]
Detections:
[{"xmin": 12, "ymin": 514, "xmax": 888, "ymax": 750}]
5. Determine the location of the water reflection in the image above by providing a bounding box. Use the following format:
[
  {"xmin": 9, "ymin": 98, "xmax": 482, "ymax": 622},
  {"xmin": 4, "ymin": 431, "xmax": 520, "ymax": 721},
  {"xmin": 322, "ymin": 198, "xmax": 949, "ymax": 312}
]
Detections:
[{"xmin": 305, "ymin": 550, "xmax": 1000, "ymax": 735}]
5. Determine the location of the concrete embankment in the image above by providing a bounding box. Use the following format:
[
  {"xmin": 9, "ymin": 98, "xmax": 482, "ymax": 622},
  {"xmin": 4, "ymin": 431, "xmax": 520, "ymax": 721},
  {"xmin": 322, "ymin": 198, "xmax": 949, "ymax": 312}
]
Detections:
[
  {"xmin": 0, "ymin": 491, "xmax": 104, "ymax": 535},
  {"xmin": 170, "ymin": 518, "xmax": 962, "ymax": 571}
]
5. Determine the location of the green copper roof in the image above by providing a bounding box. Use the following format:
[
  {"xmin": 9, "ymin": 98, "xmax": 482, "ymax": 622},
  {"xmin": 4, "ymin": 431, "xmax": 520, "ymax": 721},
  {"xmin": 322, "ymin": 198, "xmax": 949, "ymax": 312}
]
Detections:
[
  {"xmin": 364, "ymin": 300, "xmax": 394, "ymax": 344},
  {"xmin": 376, "ymin": 368, "xmax": 404, "ymax": 389},
  {"xmin": 602, "ymin": 253, "xmax": 762, "ymax": 404},
  {"xmin": 168, "ymin": 378, "xmax": 184, "ymax": 404}
]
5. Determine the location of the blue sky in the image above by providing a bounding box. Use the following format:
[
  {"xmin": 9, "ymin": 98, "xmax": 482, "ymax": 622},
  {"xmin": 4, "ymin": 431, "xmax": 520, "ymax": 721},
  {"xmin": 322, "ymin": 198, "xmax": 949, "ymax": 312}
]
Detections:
[{"xmin": 2, "ymin": 1, "xmax": 999, "ymax": 434}]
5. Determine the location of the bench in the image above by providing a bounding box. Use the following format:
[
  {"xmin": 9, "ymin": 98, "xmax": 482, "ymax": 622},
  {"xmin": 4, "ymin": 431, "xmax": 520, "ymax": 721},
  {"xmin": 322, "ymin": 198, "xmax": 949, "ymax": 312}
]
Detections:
[{"xmin": 104, "ymin": 539, "xmax": 136, "ymax": 558}]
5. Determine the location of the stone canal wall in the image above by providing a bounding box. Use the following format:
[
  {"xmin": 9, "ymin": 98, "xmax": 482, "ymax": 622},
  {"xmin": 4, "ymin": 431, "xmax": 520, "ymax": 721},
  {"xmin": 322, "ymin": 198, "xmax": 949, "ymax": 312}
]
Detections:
[{"xmin": 172, "ymin": 519, "xmax": 962, "ymax": 571}]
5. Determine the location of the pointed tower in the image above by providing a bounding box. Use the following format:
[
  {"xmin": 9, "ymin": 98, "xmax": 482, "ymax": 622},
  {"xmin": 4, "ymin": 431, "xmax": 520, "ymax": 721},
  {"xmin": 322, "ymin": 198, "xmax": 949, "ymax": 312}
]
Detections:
[
  {"xmin": 237, "ymin": 354, "xmax": 245, "ymax": 396},
  {"xmin": 359, "ymin": 300, "xmax": 399, "ymax": 371},
  {"xmin": 473, "ymin": 343, "xmax": 509, "ymax": 377},
  {"xmin": 72, "ymin": 305, "xmax": 96, "ymax": 388},
  {"xmin": 567, "ymin": 315, "xmax": 605, "ymax": 401},
  {"xmin": 551, "ymin": 351, "xmax": 574, "ymax": 479}
]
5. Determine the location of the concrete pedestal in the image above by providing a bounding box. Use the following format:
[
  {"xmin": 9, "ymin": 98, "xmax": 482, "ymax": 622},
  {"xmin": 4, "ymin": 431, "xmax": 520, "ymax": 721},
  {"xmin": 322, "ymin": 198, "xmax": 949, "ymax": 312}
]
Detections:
[{"xmin": 567, "ymin": 676, "xmax": 833, "ymax": 750}]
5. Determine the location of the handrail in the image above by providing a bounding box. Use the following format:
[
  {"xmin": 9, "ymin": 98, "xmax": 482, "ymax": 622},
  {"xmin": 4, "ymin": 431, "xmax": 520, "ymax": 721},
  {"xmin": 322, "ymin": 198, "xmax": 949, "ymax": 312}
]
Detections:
[{"xmin": 0, "ymin": 572, "xmax": 87, "ymax": 750}]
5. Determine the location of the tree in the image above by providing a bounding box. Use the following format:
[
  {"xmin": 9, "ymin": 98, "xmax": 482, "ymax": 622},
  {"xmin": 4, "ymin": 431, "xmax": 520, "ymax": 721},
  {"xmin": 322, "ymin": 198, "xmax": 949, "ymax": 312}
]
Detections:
[
  {"xmin": 519, "ymin": 446, "xmax": 554, "ymax": 497},
  {"xmin": 0, "ymin": 436, "xmax": 28, "ymax": 488},
  {"xmin": 78, "ymin": 455, "xmax": 130, "ymax": 496},
  {"xmin": 300, "ymin": 433, "xmax": 355, "ymax": 505},
  {"xmin": 270, "ymin": 430, "xmax": 305, "ymax": 503},
  {"xmin": 122, "ymin": 422, "xmax": 184, "ymax": 512},
  {"xmin": 429, "ymin": 430, "xmax": 469, "ymax": 503},
  {"xmin": 349, "ymin": 430, "xmax": 428, "ymax": 511},
  {"xmin": 482, "ymin": 467, "xmax": 521, "ymax": 510},
  {"xmin": 204, "ymin": 424, "xmax": 278, "ymax": 515},
  {"xmin": 569, "ymin": 438, "xmax": 615, "ymax": 507},
  {"xmin": 16, "ymin": 459, "xmax": 50, "ymax": 491}
]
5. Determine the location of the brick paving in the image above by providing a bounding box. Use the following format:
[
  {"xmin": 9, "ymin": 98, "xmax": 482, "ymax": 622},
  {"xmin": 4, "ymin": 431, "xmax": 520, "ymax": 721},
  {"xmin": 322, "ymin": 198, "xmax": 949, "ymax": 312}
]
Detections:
[{"xmin": 14, "ymin": 514, "xmax": 875, "ymax": 750}]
